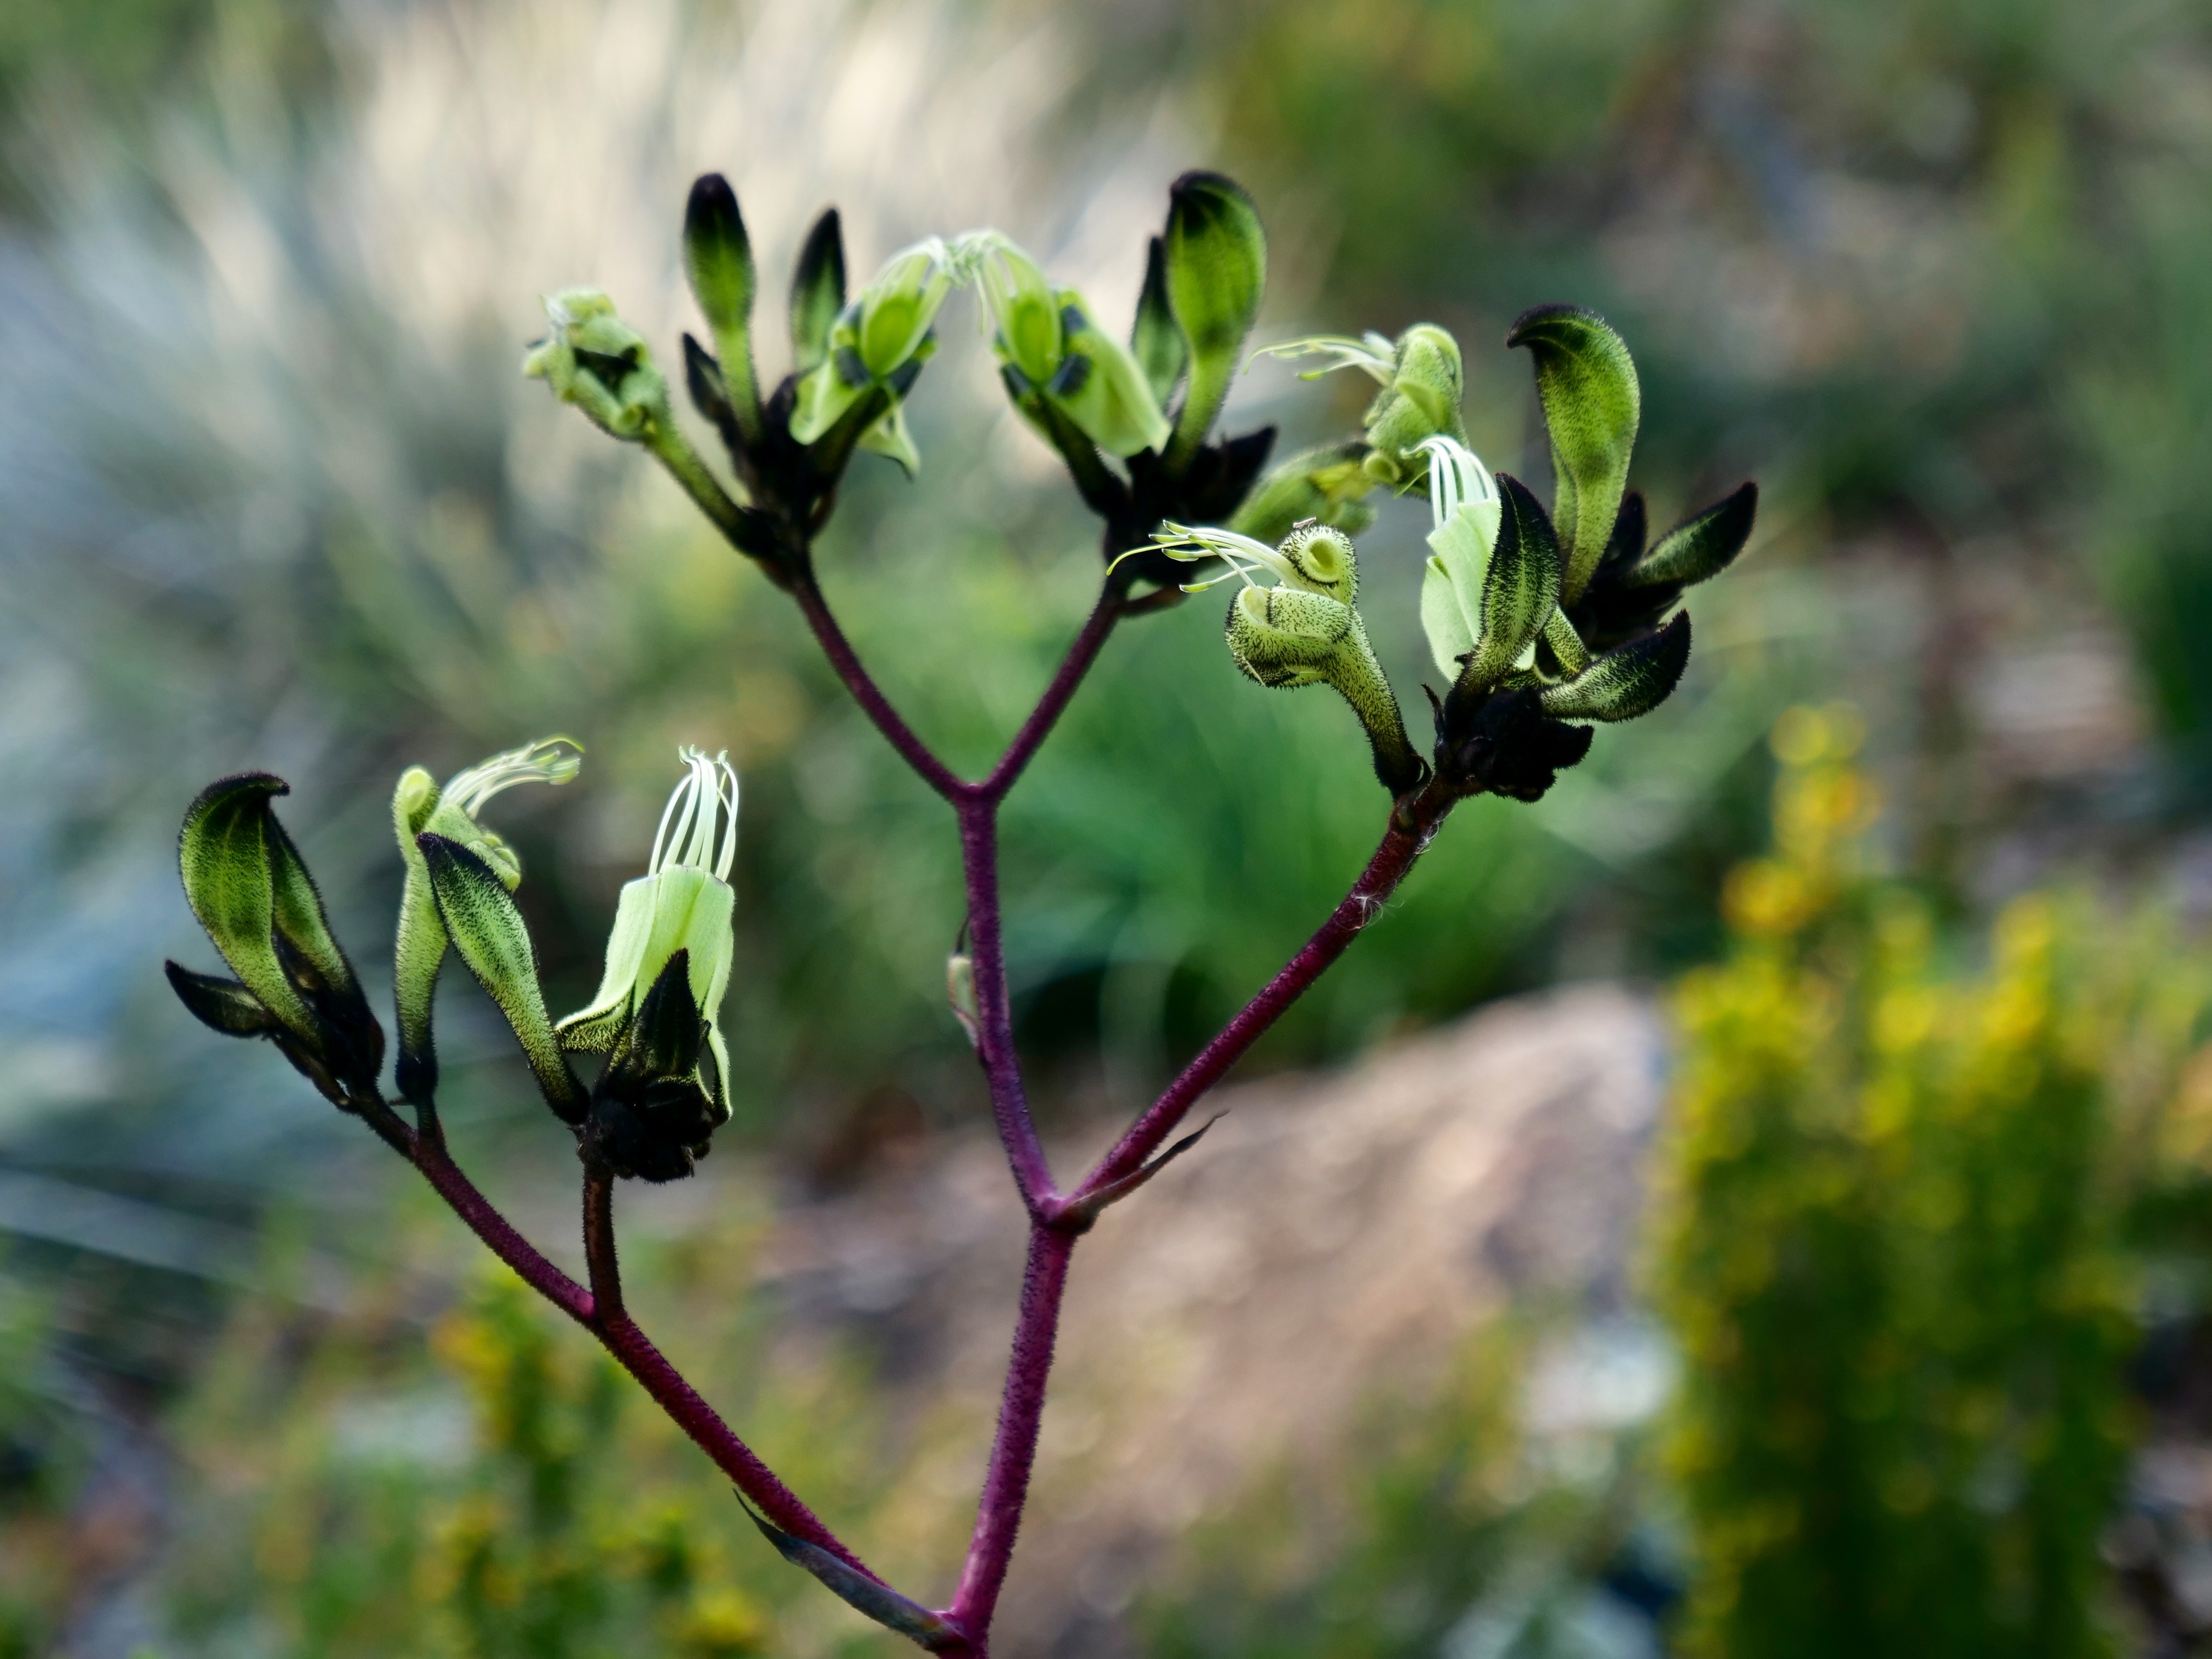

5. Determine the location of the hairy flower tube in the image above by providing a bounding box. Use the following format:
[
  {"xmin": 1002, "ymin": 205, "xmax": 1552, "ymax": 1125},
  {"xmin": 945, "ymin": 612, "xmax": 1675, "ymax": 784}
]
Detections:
[
  {"xmin": 390, "ymin": 738, "xmax": 581, "ymax": 1103},
  {"xmin": 1142, "ymin": 520, "xmax": 1421, "ymax": 792},
  {"xmin": 557, "ymin": 748, "xmax": 740, "ymax": 1181}
]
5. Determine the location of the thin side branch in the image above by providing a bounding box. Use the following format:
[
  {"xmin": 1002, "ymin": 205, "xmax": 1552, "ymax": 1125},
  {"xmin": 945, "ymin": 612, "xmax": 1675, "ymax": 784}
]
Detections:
[
  {"xmin": 980, "ymin": 589, "xmax": 1121, "ymax": 801},
  {"xmin": 790, "ymin": 566, "xmax": 968, "ymax": 802},
  {"xmin": 959, "ymin": 800, "xmax": 1059, "ymax": 1212},
  {"xmin": 1072, "ymin": 792, "xmax": 1447, "ymax": 1203},
  {"xmin": 363, "ymin": 1099, "xmax": 885, "ymax": 1583},
  {"xmin": 582, "ymin": 1160, "xmax": 624, "ymax": 1323}
]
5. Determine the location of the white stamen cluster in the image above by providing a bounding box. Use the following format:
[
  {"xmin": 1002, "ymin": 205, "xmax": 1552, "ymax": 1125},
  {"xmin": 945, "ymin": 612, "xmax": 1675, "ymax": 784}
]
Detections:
[
  {"xmin": 1249, "ymin": 333, "xmax": 1397, "ymax": 384},
  {"xmin": 1132, "ymin": 523, "xmax": 1305, "ymax": 593},
  {"xmin": 1416, "ymin": 434, "xmax": 1498, "ymax": 532},
  {"xmin": 649, "ymin": 747, "xmax": 740, "ymax": 881}
]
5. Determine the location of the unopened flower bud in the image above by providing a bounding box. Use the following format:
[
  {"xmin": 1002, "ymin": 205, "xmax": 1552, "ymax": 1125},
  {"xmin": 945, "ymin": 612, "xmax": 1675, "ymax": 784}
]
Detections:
[
  {"xmin": 1507, "ymin": 304, "xmax": 1640, "ymax": 602},
  {"xmin": 391, "ymin": 739, "xmax": 580, "ymax": 1105},
  {"xmin": 683, "ymin": 174, "xmax": 764, "ymax": 442},
  {"xmin": 1162, "ymin": 172, "xmax": 1266, "ymax": 468},
  {"xmin": 978, "ymin": 236, "xmax": 1172, "ymax": 459},
  {"xmin": 788, "ymin": 208, "xmax": 848, "ymax": 377},
  {"xmin": 788, "ymin": 238, "xmax": 958, "ymax": 471}
]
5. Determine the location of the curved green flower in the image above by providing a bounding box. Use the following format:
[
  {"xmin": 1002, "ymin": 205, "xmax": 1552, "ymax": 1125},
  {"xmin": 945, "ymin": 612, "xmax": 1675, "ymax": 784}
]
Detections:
[{"xmin": 557, "ymin": 748, "xmax": 739, "ymax": 1122}]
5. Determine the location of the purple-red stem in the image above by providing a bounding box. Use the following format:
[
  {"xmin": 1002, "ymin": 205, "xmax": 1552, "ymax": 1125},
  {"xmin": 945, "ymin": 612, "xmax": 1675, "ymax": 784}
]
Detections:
[
  {"xmin": 947, "ymin": 1224, "xmax": 1075, "ymax": 1638},
  {"xmin": 379, "ymin": 1110, "xmax": 882, "ymax": 1583},
  {"xmin": 370, "ymin": 568, "xmax": 1440, "ymax": 1656},
  {"xmin": 1074, "ymin": 815, "xmax": 1432, "ymax": 1201},
  {"xmin": 958, "ymin": 800, "xmax": 1058, "ymax": 1214},
  {"xmin": 978, "ymin": 593, "xmax": 1120, "ymax": 801},
  {"xmin": 792, "ymin": 569, "xmax": 967, "ymax": 802}
]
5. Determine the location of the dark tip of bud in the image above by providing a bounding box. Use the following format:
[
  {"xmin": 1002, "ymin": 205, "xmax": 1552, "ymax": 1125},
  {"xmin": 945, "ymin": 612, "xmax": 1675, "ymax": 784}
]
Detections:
[{"xmin": 789, "ymin": 207, "xmax": 848, "ymax": 377}]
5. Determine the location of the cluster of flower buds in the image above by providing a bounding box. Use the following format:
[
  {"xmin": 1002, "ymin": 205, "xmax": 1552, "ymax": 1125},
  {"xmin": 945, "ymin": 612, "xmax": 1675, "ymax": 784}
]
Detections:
[
  {"xmin": 1160, "ymin": 305, "xmax": 1754, "ymax": 804},
  {"xmin": 520, "ymin": 169, "xmax": 1289, "ymax": 596},
  {"xmin": 170, "ymin": 743, "xmax": 744, "ymax": 1185}
]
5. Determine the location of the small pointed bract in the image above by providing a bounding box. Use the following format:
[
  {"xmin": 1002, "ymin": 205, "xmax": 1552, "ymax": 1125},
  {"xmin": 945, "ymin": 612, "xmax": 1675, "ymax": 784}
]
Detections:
[
  {"xmin": 738, "ymin": 1499, "xmax": 964, "ymax": 1650},
  {"xmin": 1507, "ymin": 304, "xmax": 1641, "ymax": 604},
  {"xmin": 1628, "ymin": 482, "xmax": 1758, "ymax": 588}
]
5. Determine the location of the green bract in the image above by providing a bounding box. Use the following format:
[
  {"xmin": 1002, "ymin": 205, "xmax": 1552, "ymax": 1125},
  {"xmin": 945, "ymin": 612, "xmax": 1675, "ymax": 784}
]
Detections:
[
  {"xmin": 1162, "ymin": 172, "xmax": 1266, "ymax": 468},
  {"xmin": 557, "ymin": 748, "xmax": 740, "ymax": 1129},
  {"xmin": 391, "ymin": 738, "xmax": 580, "ymax": 1104},
  {"xmin": 684, "ymin": 174, "xmax": 763, "ymax": 441},
  {"xmin": 788, "ymin": 237, "xmax": 959, "ymax": 471},
  {"xmin": 417, "ymin": 832, "xmax": 587, "ymax": 1124},
  {"xmin": 976, "ymin": 235, "xmax": 1172, "ymax": 459}
]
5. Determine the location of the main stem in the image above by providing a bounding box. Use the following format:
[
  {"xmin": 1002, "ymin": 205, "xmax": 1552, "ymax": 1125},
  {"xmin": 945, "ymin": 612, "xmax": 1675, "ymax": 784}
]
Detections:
[{"xmin": 790, "ymin": 569, "xmax": 1455, "ymax": 1653}]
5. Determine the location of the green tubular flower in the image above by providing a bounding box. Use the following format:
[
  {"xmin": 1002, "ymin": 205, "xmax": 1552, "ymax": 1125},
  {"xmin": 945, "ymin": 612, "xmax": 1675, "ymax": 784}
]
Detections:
[
  {"xmin": 1141, "ymin": 521, "xmax": 1420, "ymax": 792},
  {"xmin": 391, "ymin": 738, "xmax": 581, "ymax": 1104},
  {"xmin": 975, "ymin": 234, "xmax": 1172, "ymax": 459},
  {"xmin": 557, "ymin": 748, "xmax": 739, "ymax": 1171},
  {"xmin": 787, "ymin": 237, "xmax": 960, "ymax": 470},
  {"xmin": 523, "ymin": 289, "xmax": 672, "ymax": 442}
]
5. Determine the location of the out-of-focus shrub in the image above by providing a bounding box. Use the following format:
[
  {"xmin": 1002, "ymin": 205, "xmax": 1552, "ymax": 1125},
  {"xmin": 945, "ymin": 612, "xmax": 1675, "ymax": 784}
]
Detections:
[{"xmin": 1652, "ymin": 704, "xmax": 2212, "ymax": 1657}]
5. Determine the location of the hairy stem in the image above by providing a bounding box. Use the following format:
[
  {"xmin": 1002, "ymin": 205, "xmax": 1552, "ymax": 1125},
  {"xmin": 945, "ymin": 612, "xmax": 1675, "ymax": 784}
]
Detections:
[
  {"xmin": 948, "ymin": 1223, "xmax": 1076, "ymax": 1643},
  {"xmin": 959, "ymin": 800, "xmax": 1059, "ymax": 1212},
  {"xmin": 582, "ymin": 1160, "xmax": 624, "ymax": 1323},
  {"xmin": 791, "ymin": 565, "xmax": 967, "ymax": 801},
  {"xmin": 1075, "ymin": 794, "xmax": 1446, "ymax": 1202},
  {"xmin": 980, "ymin": 591, "xmax": 1120, "ymax": 801}
]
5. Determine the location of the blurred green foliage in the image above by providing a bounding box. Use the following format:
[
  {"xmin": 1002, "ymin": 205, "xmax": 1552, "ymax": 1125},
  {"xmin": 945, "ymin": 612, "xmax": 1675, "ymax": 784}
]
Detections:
[{"xmin": 1651, "ymin": 704, "xmax": 2212, "ymax": 1657}]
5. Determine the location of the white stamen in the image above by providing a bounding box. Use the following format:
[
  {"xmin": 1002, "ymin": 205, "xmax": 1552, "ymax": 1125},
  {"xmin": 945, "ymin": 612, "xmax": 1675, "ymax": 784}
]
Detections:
[
  {"xmin": 650, "ymin": 746, "xmax": 741, "ymax": 878},
  {"xmin": 444, "ymin": 737, "xmax": 582, "ymax": 817},
  {"xmin": 1248, "ymin": 334, "xmax": 1396, "ymax": 384}
]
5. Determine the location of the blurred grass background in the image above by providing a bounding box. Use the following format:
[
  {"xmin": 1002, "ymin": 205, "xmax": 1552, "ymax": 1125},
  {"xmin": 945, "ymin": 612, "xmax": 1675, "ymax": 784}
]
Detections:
[{"xmin": 5, "ymin": 0, "xmax": 2212, "ymax": 1653}]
